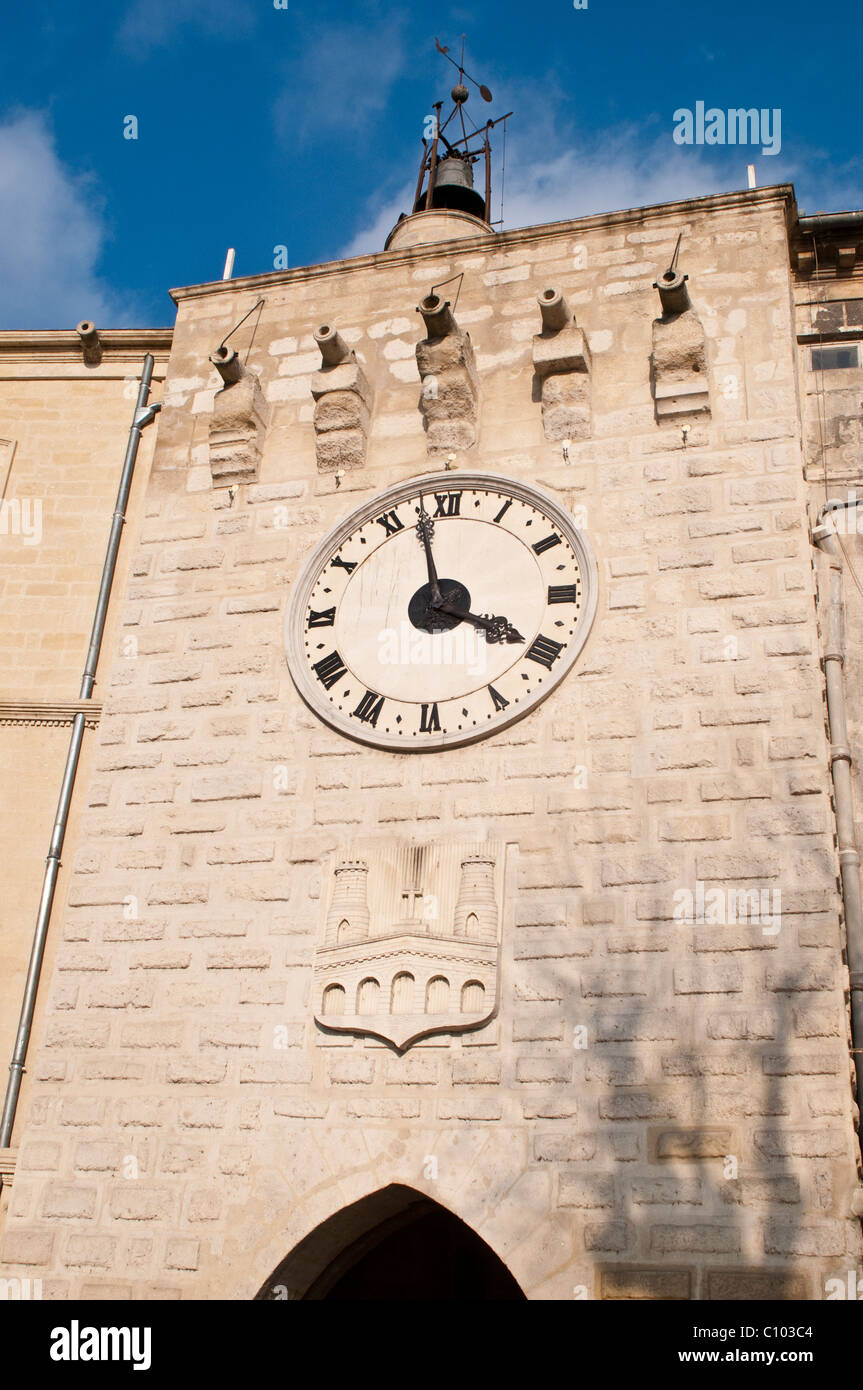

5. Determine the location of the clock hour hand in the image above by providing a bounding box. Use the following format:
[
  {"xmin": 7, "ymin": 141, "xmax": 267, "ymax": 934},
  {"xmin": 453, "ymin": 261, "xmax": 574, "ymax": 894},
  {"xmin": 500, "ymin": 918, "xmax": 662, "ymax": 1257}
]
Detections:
[
  {"xmin": 415, "ymin": 494, "xmax": 443, "ymax": 606},
  {"xmin": 437, "ymin": 599, "xmax": 524, "ymax": 645}
]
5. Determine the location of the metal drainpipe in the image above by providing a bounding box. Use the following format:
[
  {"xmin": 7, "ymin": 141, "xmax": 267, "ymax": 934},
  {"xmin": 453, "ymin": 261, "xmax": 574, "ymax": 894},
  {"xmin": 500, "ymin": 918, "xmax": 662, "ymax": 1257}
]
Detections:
[
  {"xmin": 812, "ymin": 512, "xmax": 863, "ymax": 1153},
  {"xmin": 0, "ymin": 355, "xmax": 160, "ymax": 1150},
  {"xmin": 798, "ymin": 212, "xmax": 863, "ymax": 235}
]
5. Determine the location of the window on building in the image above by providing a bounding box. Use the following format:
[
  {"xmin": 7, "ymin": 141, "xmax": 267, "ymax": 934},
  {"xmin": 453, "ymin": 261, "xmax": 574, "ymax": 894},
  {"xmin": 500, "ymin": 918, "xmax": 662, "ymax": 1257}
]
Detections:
[
  {"xmin": 356, "ymin": 977, "xmax": 380, "ymax": 1015},
  {"xmin": 812, "ymin": 345, "xmax": 860, "ymax": 370}
]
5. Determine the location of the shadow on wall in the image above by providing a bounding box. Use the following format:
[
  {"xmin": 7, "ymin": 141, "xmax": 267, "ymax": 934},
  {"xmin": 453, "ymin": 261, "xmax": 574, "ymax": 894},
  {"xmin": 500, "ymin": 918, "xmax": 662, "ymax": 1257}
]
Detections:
[
  {"xmin": 523, "ymin": 832, "xmax": 843, "ymax": 1302},
  {"xmin": 251, "ymin": 904, "xmax": 848, "ymax": 1301},
  {"xmin": 250, "ymin": 764, "xmax": 855, "ymax": 1302}
]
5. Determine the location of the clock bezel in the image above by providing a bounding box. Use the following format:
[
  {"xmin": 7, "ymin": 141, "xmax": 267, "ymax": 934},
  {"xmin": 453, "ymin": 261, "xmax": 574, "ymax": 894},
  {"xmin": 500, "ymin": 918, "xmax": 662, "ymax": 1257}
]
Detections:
[{"xmin": 284, "ymin": 469, "xmax": 599, "ymax": 752}]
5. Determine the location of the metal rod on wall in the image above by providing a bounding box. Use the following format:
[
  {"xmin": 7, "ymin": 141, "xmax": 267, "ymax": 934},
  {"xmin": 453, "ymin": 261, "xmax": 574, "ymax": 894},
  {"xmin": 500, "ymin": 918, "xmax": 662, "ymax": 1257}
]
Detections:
[{"xmin": 0, "ymin": 356, "xmax": 161, "ymax": 1150}]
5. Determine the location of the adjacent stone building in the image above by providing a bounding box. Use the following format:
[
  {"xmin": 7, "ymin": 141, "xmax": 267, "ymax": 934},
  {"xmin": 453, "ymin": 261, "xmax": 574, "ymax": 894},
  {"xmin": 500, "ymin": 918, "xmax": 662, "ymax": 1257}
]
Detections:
[{"xmin": 2, "ymin": 152, "xmax": 863, "ymax": 1299}]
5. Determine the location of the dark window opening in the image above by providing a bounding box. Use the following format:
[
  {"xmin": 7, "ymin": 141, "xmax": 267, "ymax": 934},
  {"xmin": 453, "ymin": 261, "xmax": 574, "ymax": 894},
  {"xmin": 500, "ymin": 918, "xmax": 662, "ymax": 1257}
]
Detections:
[{"xmin": 812, "ymin": 345, "xmax": 860, "ymax": 371}]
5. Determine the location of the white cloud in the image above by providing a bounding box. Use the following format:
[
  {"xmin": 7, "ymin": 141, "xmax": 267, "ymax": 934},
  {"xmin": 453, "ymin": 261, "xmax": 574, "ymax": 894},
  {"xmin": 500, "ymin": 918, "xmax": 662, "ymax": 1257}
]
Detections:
[
  {"xmin": 116, "ymin": 0, "xmax": 256, "ymax": 55},
  {"xmin": 274, "ymin": 15, "xmax": 409, "ymax": 145},
  {"xmin": 336, "ymin": 109, "xmax": 816, "ymax": 262},
  {"xmin": 0, "ymin": 111, "xmax": 135, "ymax": 329},
  {"xmin": 790, "ymin": 149, "xmax": 863, "ymax": 217},
  {"xmin": 339, "ymin": 184, "xmax": 416, "ymax": 258},
  {"xmin": 493, "ymin": 105, "xmax": 799, "ymax": 231}
]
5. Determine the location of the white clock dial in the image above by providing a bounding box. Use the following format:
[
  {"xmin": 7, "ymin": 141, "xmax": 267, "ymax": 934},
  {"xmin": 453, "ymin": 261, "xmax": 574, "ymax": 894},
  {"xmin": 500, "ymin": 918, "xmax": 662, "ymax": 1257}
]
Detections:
[{"xmin": 285, "ymin": 471, "xmax": 598, "ymax": 751}]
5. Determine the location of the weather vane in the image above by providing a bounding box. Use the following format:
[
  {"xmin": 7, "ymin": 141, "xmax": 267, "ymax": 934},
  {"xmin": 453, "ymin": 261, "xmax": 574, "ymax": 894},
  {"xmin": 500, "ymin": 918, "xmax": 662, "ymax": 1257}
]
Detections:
[{"xmin": 409, "ymin": 37, "xmax": 512, "ymax": 227}]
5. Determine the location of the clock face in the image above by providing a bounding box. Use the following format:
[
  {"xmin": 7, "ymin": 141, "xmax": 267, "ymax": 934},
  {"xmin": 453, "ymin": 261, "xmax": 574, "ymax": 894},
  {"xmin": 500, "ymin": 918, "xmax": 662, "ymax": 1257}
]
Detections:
[{"xmin": 285, "ymin": 471, "xmax": 597, "ymax": 751}]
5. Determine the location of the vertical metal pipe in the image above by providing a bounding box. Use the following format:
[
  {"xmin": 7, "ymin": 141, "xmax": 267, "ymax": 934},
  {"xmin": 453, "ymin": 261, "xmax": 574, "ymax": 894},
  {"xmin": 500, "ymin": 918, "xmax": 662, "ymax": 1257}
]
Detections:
[
  {"xmin": 0, "ymin": 355, "xmax": 160, "ymax": 1149},
  {"xmin": 813, "ymin": 535, "xmax": 863, "ymax": 1154},
  {"xmin": 483, "ymin": 130, "xmax": 491, "ymax": 223},
  {"xmin": 80, "ymin": 356, "xmax": 158, "ymax": 701},
  {"xmin": 425, "ymin": 131, "xmax": 440, "ymax": 212}
]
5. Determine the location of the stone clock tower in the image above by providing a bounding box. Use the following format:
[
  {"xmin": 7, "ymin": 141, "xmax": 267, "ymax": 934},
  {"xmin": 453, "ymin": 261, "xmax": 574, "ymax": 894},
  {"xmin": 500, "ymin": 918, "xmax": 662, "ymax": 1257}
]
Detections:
[{"xmin": 2, "ymin": 68, "xmax": 862, "ymax": 1301}]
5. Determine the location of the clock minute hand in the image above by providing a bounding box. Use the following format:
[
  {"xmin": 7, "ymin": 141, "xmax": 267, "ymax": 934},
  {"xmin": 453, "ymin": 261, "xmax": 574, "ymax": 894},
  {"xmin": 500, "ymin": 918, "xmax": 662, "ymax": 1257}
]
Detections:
[
  {"xmin": 437, "ymin": 600, "xmax": 525, "ymax": 645},
  {"xmin": 415, "ymin": 494, "xmax": 443, "ymax": 606}
]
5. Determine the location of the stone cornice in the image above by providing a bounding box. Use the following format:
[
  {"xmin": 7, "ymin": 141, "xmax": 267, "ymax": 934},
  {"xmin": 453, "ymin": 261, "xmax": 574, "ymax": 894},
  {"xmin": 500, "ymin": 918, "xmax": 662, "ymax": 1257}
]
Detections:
[
  {"xmin": 0, "ymin": 699, "xmax": 102, "ymax": 728},
  {"xmin": 0, "ymin": 328, "xmax": 173, "ymax": 367},
  {"xmin": 171, "ymin": 185, "xmax": 800, "ymax": 304}
]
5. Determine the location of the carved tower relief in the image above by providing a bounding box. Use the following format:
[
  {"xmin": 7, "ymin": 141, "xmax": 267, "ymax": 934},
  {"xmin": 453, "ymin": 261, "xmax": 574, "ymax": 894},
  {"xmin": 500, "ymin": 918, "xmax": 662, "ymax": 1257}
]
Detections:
[{"xmin": 313, "ymin": 842, "xmax": 505, "ymax": 1049}]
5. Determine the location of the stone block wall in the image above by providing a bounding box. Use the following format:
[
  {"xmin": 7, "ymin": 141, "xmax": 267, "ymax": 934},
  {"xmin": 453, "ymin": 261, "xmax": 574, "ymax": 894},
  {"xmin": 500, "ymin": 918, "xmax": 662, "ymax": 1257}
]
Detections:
[
  {"xmin": 0, "ymin": 337, "xmax": 169, "ymax": 1125},
  {"xmin": 1, "ymin": 190, "xmax": 860, "ymax": 1300},
  {"xmin": 796, "ymin": 270, "xmax": 863, "ymax": 1118}
]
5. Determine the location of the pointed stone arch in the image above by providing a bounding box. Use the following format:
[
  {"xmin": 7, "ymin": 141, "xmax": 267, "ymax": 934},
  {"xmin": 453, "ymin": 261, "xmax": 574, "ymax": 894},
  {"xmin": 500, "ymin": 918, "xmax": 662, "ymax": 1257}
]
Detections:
[{"xmin": 254, "ymin": 1183, "xmax": 525, "ymax": 1301}]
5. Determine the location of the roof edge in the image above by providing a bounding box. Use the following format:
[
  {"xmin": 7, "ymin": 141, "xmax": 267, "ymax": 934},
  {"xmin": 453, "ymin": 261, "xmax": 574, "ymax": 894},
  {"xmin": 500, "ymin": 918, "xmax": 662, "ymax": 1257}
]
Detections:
[
  {"xmin": 0, "ymin": 328, "xmax": 173, "ymax": 364},
  {"xmin": 171, "ymin": 184, "xmax": 799, "ymax": 304}
]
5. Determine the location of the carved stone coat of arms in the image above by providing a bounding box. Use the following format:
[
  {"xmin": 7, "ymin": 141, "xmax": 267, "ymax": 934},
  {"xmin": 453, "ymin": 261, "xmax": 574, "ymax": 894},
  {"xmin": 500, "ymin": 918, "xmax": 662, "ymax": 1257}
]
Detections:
[{"xmin": 313, "ymin": 841, "xmax": 504, "ymax": 1050}]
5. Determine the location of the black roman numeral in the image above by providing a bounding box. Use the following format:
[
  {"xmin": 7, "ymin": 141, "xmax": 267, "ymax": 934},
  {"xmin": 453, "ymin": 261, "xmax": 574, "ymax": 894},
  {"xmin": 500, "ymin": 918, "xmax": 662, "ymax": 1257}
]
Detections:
[
  {"xmin": 532, "ymin": 532, "xmax": 562, "ymax": 555},
  {"xmin": 352, "ymin": 690, "xmax": 385, "ymax": 727},
  {"xmin": 547, "ymin": 584, "xmax": 578, "ymax": 605},
  {"xmin": 307, "ymin": 606, "xmax": 336, "ymax": 627},
  {"xmin": 330, "ymin": 554, "xmax": 357, "ymax": 574},
  {"xmin": 433, "ymin": 492, "xmax": 462, "ymax": 517},
  {"xmin": 492, "ymin": 498, "xmax": 513, "ymax": 524},
  {"xmin": 375, "ymin": 509, "xmax": 404, "ymax": 536},
  {"xmin": 312, "ymin": 650, "xmax": 347, "ymax": 689},
  {"xmin": 488, "ymin": 685, "xmax": 509, "ymax": 712},
  {"xmin": 419, "ymin": 702, "xmax": 441, "ymax": 733},
  {"xmin": 526, "ymin": 635, "xmax": 564, "ymax": 669}
]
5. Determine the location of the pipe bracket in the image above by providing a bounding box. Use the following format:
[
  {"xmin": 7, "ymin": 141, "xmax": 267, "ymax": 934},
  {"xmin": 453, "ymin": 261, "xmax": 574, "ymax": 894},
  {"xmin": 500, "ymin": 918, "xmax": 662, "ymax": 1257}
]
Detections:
[{"xmin": 134, "ymin": 403, "xmax": 161, "ymax": 430}]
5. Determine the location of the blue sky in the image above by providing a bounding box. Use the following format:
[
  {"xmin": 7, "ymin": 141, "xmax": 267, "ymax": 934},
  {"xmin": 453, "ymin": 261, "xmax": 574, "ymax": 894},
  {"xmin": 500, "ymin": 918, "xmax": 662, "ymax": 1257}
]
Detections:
[{"xmin": 0, "ymin": 0, "xmax": 860, "ymax": 328}]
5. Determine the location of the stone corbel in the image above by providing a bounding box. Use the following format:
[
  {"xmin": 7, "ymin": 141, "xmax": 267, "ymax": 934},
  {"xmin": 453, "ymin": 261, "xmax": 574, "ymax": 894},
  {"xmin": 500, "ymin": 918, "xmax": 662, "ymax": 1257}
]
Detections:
[
  {"xmin": 309, "ymin": 325, "xmax": 372, "ymax": 473},
  {"xmin": 0, "ymin": 1147, "xmax": 17, "ymax": 1193},
  {"xmin": 415, "ymin": 294, "xmax": 478, "ymax": 455},
  {"xmin": 650, "ymin": 268, "xmax": 710, "ymax": 420},
  {"xmin": 532, "ymin": 288, "xmax": 592, "ymax": 442},
  {"xmin": 207, "ymin": 346, "xmax": 269, "ymax": 486}
]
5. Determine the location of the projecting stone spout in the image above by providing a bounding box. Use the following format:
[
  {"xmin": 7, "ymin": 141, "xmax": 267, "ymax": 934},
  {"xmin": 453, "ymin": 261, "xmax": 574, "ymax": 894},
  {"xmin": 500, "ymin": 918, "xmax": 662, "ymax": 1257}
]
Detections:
[
  {"xmin": 207, "ymin": 346, "xmax": 269, "ymax": 486},
  {"xmin": 309, "ymin": 324, "xmax": 373, "ymax": 473},
  {"xmin": 537, "ymin": 287, "xmax": 571, "ymax": 333},
  {"xmin": 414, "ymin": 297, "xmax": 478, "ymax": 455},
  {"xmin": 650, "ymin": 256, "xmax": 710, "ymax": 420},
  {"xmin": 532, "ymin": 286, "xmax": 592, "ymax": 443},
  {"xmin": 417, "ymin": 294, "xmax": 457, "ymax": 339},
  {"xmin": 209, "ymin": 344, "xmax": 244, "ymax": 385},
  {"xmin": 314, "ymin": 324, "xmax": 353, "ymax": 367},
  {"xmin": 653, "ymin": 267, "xmax": 692, "ymax": 317}
]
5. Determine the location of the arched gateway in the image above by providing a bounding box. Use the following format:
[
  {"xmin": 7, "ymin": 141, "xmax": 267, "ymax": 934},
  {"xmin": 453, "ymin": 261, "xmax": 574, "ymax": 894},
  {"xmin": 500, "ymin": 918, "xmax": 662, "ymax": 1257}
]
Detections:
[{"xmin": 256, "ymin": 1185, "xmax": 526, "ymax": 1301}]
